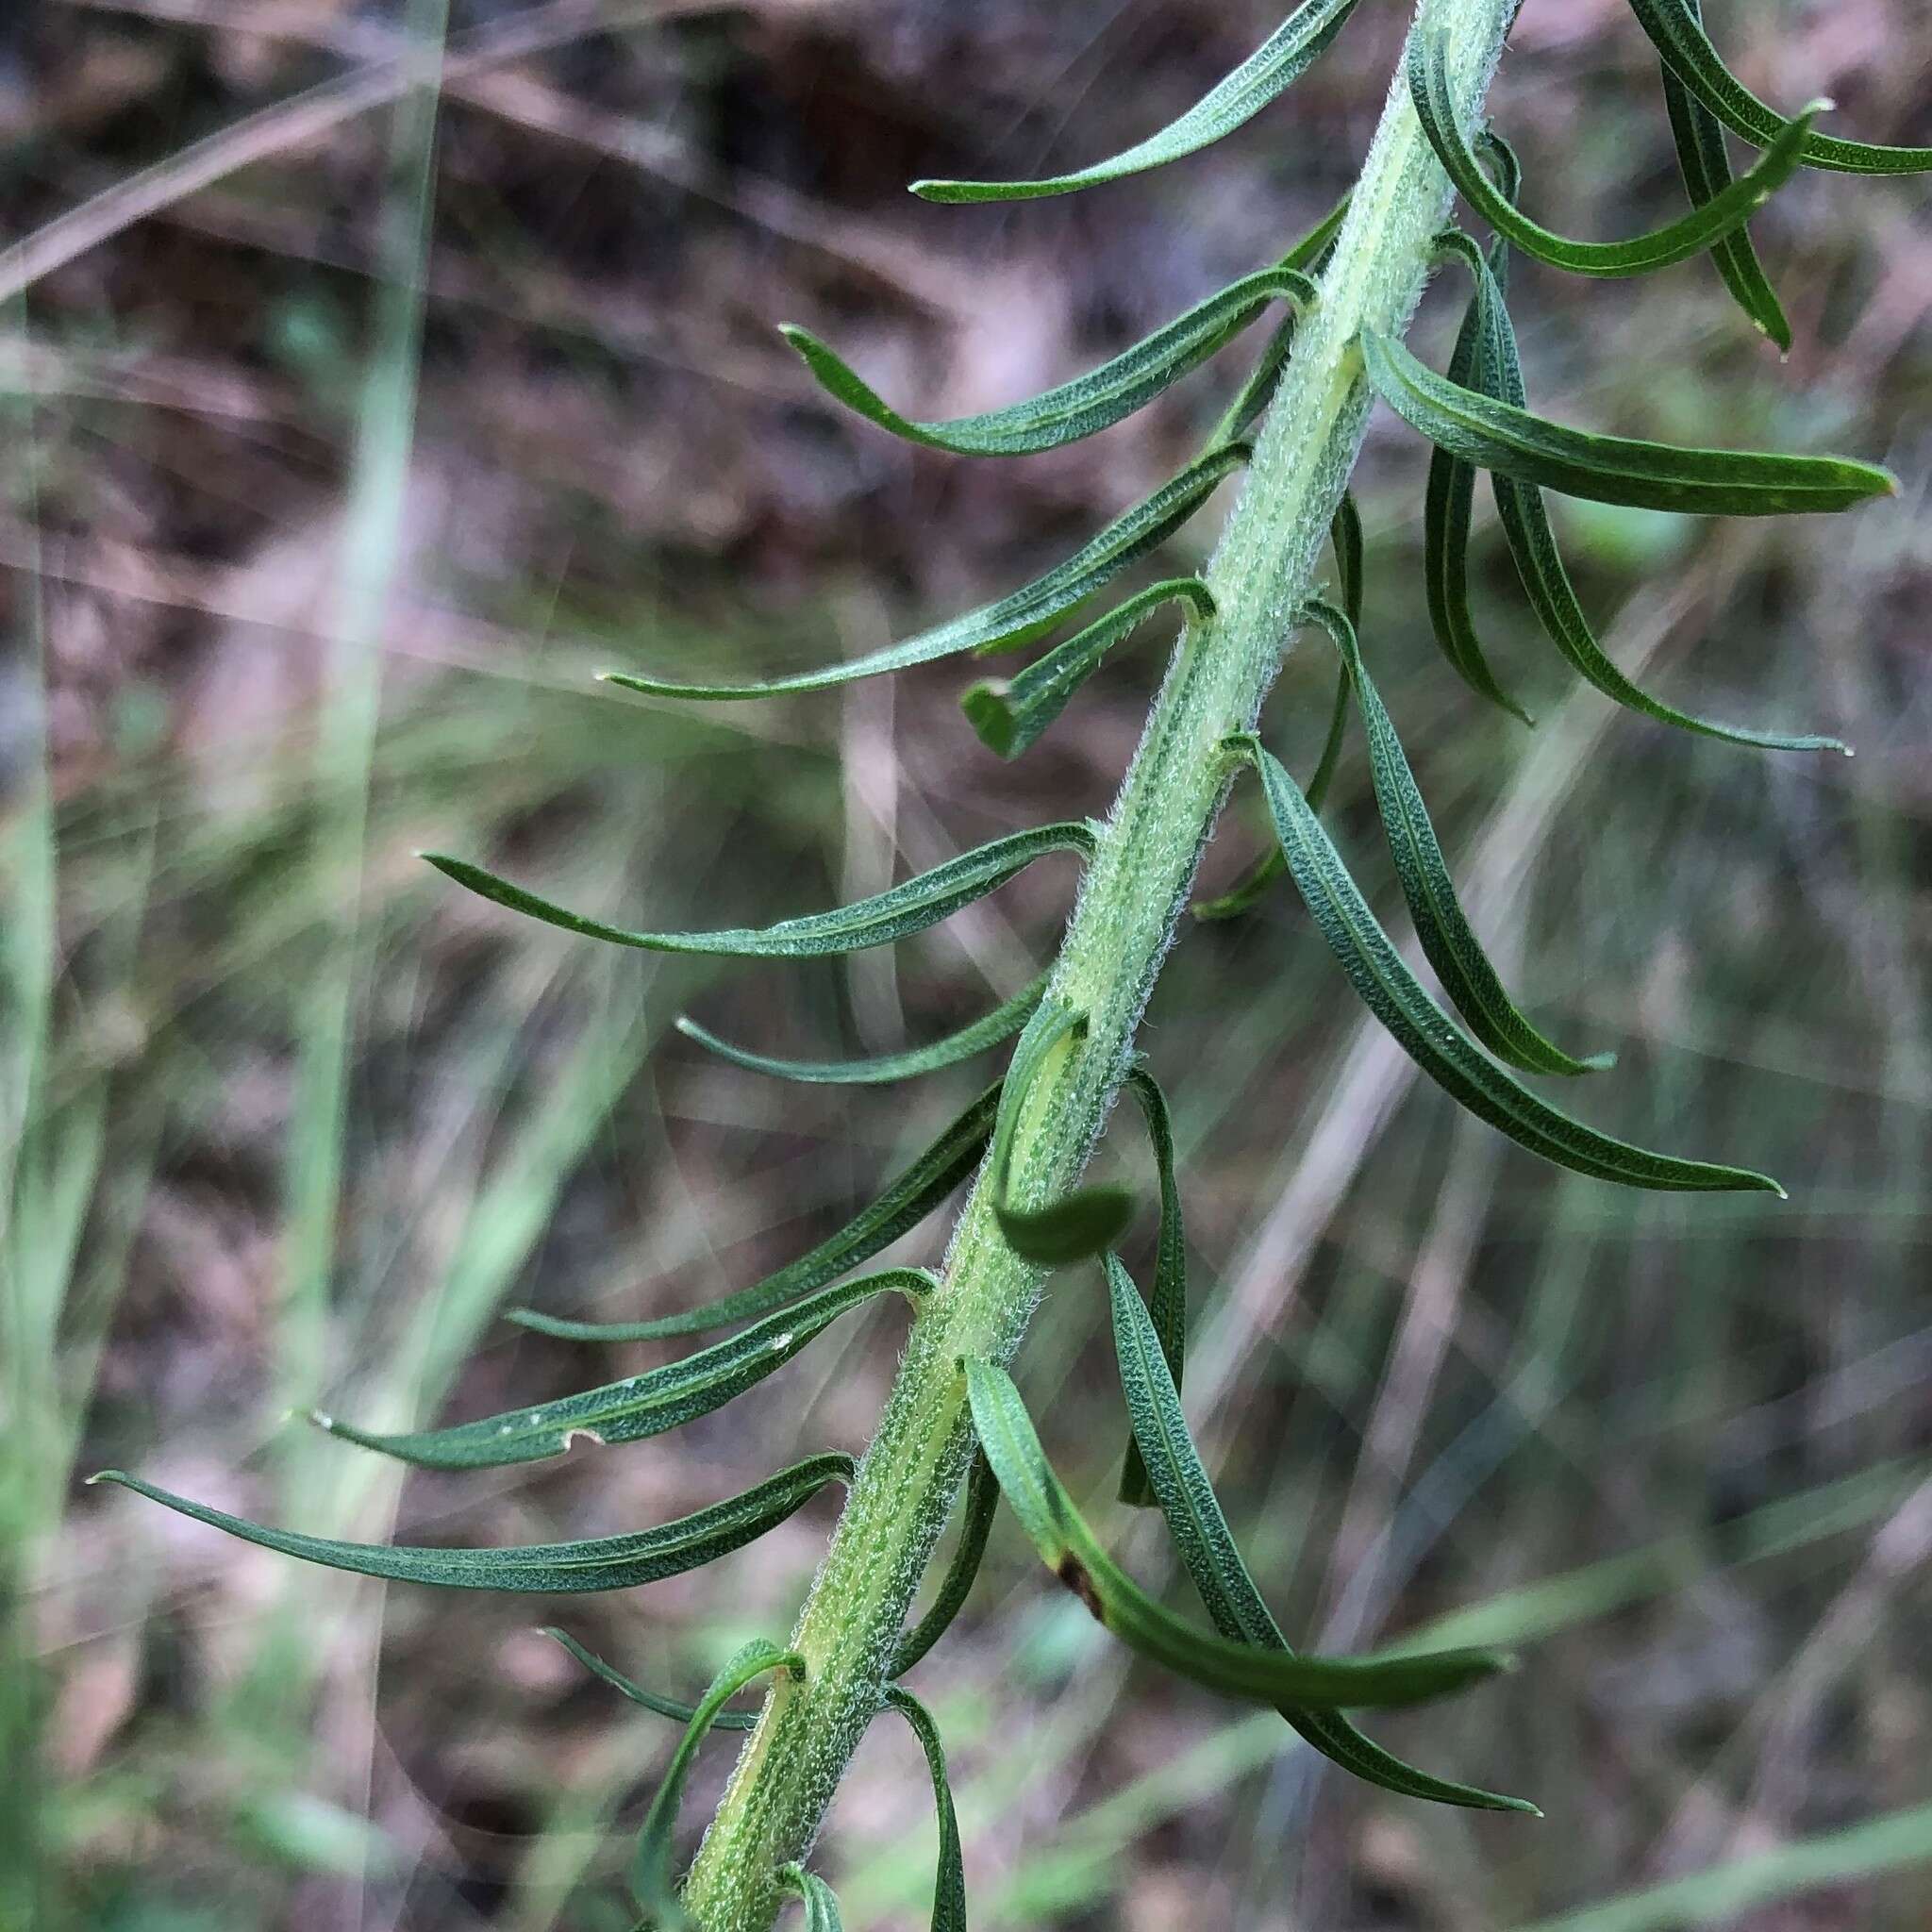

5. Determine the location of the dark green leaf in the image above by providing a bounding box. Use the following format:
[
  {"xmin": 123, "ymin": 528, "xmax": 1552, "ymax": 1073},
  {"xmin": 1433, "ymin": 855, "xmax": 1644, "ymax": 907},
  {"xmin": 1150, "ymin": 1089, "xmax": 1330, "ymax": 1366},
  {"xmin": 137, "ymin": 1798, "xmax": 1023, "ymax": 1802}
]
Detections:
[
  {"xmin": 1329, "ymin": 490, "xmax": 1364, "ymax": 629},
  {"xmin": 541, "ymin": 1627, "xmax": 758, "ymax": 1731},
  {"xmin": 881, "ymin": 1688, "xmax": 967, "ymax": 1932},
  {"xmin": 891, "ymin": 1451, "xmax": 1000, "ymax": 1678},
  {"xmin": 425, "ymin": 823, "xmax": 1095, "ymax": 960},
  {"xmin": 90, "ymin": 1456, "xmax": 854, "ymax": 1594},
  {"xmin": 776, "ymin": 1866, "xmax": 844, "ymax": 1932},
  {"xmin": 1227, "ymin": 736, "xmax": 1783, "ymax": 1192},
  {"xmin": 911, "ymin": 0, "xmax": 1365, "ymax": 202},
  {"xmin": 313, "ymin": 1272, "xmax": 931, "ymax": 1472},
  {"xmin": 1106, "ymin": 1257, "xmax": 1540, "ymax": 1812},
  {"xmin": 1117, "ymin": 1069, "xmax": 1186, "ymax": 1507},
  {"xmin": 964, "ymin": 1357, "xmax": 1514, "ymax": 1708},
  {"xmin": 600, "ymin": 445, "xmax": 1247, "ymax": 700}
]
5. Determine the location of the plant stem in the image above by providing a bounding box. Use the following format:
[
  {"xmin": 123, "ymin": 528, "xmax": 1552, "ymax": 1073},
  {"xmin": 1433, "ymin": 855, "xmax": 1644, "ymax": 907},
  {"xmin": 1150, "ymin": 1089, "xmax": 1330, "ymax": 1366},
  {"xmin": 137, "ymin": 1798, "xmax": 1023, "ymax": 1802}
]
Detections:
[{"xmin": 682, "ymin": 4, "xmax": 1514, "ymax": 1921}]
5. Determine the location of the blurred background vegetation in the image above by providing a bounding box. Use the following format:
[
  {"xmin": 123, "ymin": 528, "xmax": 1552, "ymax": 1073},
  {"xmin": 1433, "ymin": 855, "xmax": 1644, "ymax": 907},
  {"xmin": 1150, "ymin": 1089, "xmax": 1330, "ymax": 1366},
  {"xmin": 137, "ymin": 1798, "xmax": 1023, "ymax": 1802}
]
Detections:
[{"xmin": 3, "ymin": 1, "xmax": 1929, "ymax": 1927}]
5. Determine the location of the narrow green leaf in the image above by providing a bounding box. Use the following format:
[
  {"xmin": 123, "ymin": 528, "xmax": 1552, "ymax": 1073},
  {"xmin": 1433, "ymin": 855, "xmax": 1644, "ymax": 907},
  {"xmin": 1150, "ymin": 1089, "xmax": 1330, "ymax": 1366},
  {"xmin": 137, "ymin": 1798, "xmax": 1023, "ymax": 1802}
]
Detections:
[
  {"xmin": 510, "ymin": 1084, "xmax": 999, "ymax": 1341},
  {"xmin": 776, "ymin": 1866, "xmax": 845, "ymax": 1932},
  {"xmin": 425, "ymin": 823, "xmax": 1095, "ymax": 960},
  {"xmin": 891, "ymin": 1451, "xmax": 1000, "ymax": 1678},
  {"xmin": 314, "ymin": 1272, "xmax": 931, "ymax": 1472},
  {"xmin": 1305, "ymin": 598, "xmax": 1613, "ymax": 1076},
  {"xmin": 1362, "ymin": 325, "xmax": 1895, "ymax": 515},
  {"xmin": 601, "ymin": 445, "xmax": 1247, "ymax": 700},
  {"xmin": 911, "ymin": 0, "xmax": 1366, "ymax": 203},
  {"xmin": 1105, "ymin": 1257, "xmax": 1539, "ymax": 1812},
  {"xmin": 541, "ymin": 1627, "xmax": 758, "ymax": 1731},
  {"xmin": 1117, "ymin": 1069, "xmax": 1186, "ymax": 1507},
  {"xmin": 1627, "ymin": 0, "xmax": 1932, "ymax": 177},
  {"xmin": 630, "ymin": 1641, "xmax": 802, "ymax": 1925},
  {"xmin": 677, "ymin": 973, "xmax": 1048, "ymax": 1086},
  {"xmin": 89, "ymin": 1456, "xmax": 854, "ymax": 1594},
  {"xmin": 1227, "ymin": 737, "xmax": 1784, "ymax": 1193},
  {"xmin": 1412, "ymin": 30, "xmax": 1821, "ymax": 277},
  {"xmin": 785, "ymin": 265, "xmax": 1314, "ymax": 457},
  {"xmin": 1330, "ymin": 490, "xmax": 1364, "ymax": 629},
  {"xmin": 882, "ymin": 1688, "xmax": 967, "ymax": 1932},
  {"xmin": 963, "ymin": 1357, "xmax": 1514, "ymax": 1708},
  {"xmin": 962, "ymin": 579, "xmax": 1215, "ymax": 759}
]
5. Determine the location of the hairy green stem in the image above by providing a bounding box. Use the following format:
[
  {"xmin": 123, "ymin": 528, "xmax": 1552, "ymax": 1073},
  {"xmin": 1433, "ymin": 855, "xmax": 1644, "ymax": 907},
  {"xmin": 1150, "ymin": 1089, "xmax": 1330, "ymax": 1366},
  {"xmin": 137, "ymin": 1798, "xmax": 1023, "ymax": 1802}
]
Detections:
[{"xmin": 682, "ymin": 4, "xmax": 1513, "ymax": 1920}]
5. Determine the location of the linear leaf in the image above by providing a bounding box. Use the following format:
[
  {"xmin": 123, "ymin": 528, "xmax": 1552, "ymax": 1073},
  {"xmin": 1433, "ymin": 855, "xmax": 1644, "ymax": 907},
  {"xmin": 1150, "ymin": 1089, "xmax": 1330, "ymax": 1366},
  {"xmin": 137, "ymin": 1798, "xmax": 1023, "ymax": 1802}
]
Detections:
[
  {"xmin": 1627, "ymin": 0, "xmax": 1932, "ymax": 177},
  {"xmin": 315, "ymin": 1272, "xmax": 931, "ymax": 1472},
  {"xmin": 89, "ymin": 1456, "xmax": 854, "ymax": 1594},
  {"xmin": 1330, "ymin": 489, "xmax": 1364, "ymax": 629},
  {"xmin": 1117, "ymin": 1069, "xmax": 1186, "ymax": 1507},
  {"xmin": 963, "ymin": 1357, "xmax": 1513, "ymax": 1708},
  {"xmin": 776, "ymin": 1866, "xmax": 845, "ymax": 1932},
  {"xmin": 510, "ymin": 1084, "xmax": 999, "ymax": 1341},
  {"xmin": 1412, "ymin": 29, "xmax": 1820, "ymax": 277},
  {"xmin": 891, "ymin": 1451, "xmax": 1000, "ymax": 1678},
  {"xmin": 785, "ymin": 265, "xmax": 1314, "ymax": 457},
  {"xmin": 425, "ymin": 823, "xmax": 1095, "ymax": 960},
  {"xmin": 1362, "ymin": 326, "xmax": 1895, "ymax": 515},
  {"xmin": 882, "ymin": 1688, "xmax": 967, "ymax": 1932},
  {"xmin": 1305, "ymin": 598, "xmax": 1613, "ymax": 1076},
  {"xmin": 677, "ymin": 973, "xmax": 1048, "ymax": 1086},
  {"xmin": 1106, "ymin": 1257, "xmax": 1539, "ymax": 1813},
  {"xmin": 962, "ymin": 579, "xmax": 1215, "ymax": 759},
  {"xmin": 630, "ymin": 1641, "xmax": 802, "ymax": 1926},
  {"xmin": 541, "ymin": 1627, "xmax": 758, "ymax": 1731},
  {"xmin": 911, "ymin": 0, "xmax": 1366, "ymax": 203},
  {"xmin": 601, "ymin": 445, "xmax": 1246, "ymax": 700},
  {"xmin": 1228, "ymin": 736, "xmax": 1783, "ymax": 1192}
]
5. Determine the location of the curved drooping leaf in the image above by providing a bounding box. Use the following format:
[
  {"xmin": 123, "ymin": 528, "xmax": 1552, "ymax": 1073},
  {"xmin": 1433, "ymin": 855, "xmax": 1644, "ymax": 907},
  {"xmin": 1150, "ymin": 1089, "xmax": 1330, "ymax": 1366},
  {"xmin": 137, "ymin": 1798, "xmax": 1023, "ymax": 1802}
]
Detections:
[
  {"xmin": 630, "ymin": 1641, "xmax": 802, "ymax": 1926},
  {"xmin": 882, "ymin": 1688, "xmax": 968, "ymax": 1932},
  {"xmin": 425, "ymin": 823, "xmax": 1095, "ymax": 961},
  {"xmin": 1627, "ymin": 0, "xmax": 1932, "ymax": 177},
  {"xmin": 1117, "ymin": 1069, "xmax": 1186, "ymax": 1507},
  {"xmin": 1227, "ymin": 736, "xmax": 1784, "ymax": 1192},
  {"xmin": 677, "ymin": 973, "xmax": 1049, "ymax": 1086},
  {"xmin": 541, "ymin": 1627, "xmax": 758, "ymax": 1731},
  {"xmin": 1411, "ymin": 29, "xmax": 1821, "ymax": 277},
  {"xmin": 1105, "ymin": 1257, "xmax": 1540, "ymax": 1813},
  {"xmin": 1304, "ymin": 598, "xmax": 1613, "ymax": 1077},
  {"xmin": 911, "ymin": 0, "xmax": 1366, "ymax": 203},
  {"xmin": 785, "ymin": 264, "xmax": 1315, "ymax": 458},
  {"xmin": 776, "ymin": 1866, "xmax": 845, "ymax": 1932},
  {"xmin": 89, "ymin": 1456, "xmax": 854, "ymax": 1594},
  {"xmin": 963, "ymin": 579, "xmax": 1216, "ymax": 760},
  {"xmin": 891, "ymin": 1451, "xmax": 1000, "ymax": 1678},
  {"xmin": 1362, "ymin": 325, "xmax": 1895, "ymax": 514},
  {"xmin": 510, "ymin": 1084, "xmax": 999, "ymax": 1341},
  {"xmin": 602, "ymin": 444, "xmax": 1247, "ymax": 700},
  {"xmin": 963, "ymin": 1357, "xmax": 1513, "ymax": 1707},
  {"xmin": 1658, "ymin": 0, "xmax": 1790, "ymax": 348},
  {"xmin": 314, "ymin": 1273, "xmax": 931, "ymax": 1472}
]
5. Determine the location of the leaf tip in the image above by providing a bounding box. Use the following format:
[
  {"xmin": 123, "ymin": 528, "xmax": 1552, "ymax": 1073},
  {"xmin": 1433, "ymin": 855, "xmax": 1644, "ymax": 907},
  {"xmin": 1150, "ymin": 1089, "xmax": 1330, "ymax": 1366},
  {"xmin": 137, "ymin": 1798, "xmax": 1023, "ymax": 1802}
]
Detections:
[
  {"xmin": 308, "ymin": 1410, "xmax": 336, "ymax": 1433},
  {"xmin": 84, "ymin": 1469, "xmax": 122, "ymax": 1488}
]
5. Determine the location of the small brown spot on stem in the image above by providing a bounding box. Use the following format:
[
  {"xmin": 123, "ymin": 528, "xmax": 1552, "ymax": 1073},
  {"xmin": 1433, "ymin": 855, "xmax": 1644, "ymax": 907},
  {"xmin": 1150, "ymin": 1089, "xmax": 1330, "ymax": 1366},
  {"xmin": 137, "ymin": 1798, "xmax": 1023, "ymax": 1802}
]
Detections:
[{"xmin": 1056, "ymin": 1553, "xmax": 1105, "ymax": 1623}]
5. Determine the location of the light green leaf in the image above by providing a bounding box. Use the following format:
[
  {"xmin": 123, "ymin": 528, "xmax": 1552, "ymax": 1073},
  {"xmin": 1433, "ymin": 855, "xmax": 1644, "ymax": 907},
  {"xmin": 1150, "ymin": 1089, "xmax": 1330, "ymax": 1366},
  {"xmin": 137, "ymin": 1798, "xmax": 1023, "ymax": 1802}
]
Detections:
[
  {"xmin": 314, "ymin": 1272, "xmax": 930, "ymax": 1472},
  {"xmin": 425, "ymin": 823, "xmax": 1095, "ymax": 960},
  {"xmin": 963, "ymin": 1357, "xmax": 1514, "ymax": 1708},
  {"xmin": 911, "ymin": 0, "xmax": 1366, "ymax": 203},
  {"xmin": 1117, "ymin": 1069, "xmax": 1186, "ymax": 1507},
  {"xmin": 510, "ymin": 1084, "xmax": 999, "ymax": 1341},
  {"xmin": 601, "ymin": 445, "xmax": 1247, "ymax": 699},
  {"xmin": 1227, "ymin": 736, "xmax": 1785, "ymax": 1192},
  {"xmin": 541, "ymin": 1627, "xmax": 758, "ymax": 1731},
  {"xmin": 90, "ymin": 1456, "xmax": 853, "ymax": 1594},
  {"xmin": 776, "ymin": 1866, "xmax": 845, "ymax": 1932},
  {"xmin": 882, "ymin": 1688, "xmax": 967, "ymax": 1932},
  {"xmin": 1107, "ymin": 1257, "xmax": 1540, "ymax": 1812},
  {"xmin": 891, "ymin": 1452, "xmax": 1000, "ymax": 1678}
]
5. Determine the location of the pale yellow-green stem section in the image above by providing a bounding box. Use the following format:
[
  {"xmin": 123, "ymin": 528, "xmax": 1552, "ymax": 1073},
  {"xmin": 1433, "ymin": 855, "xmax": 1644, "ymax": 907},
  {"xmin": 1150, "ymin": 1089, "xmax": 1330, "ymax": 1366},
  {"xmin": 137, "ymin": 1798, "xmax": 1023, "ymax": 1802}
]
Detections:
[{"xmin": 682, "ymin": 5, "xmax": 1513, "ymax": 1922}]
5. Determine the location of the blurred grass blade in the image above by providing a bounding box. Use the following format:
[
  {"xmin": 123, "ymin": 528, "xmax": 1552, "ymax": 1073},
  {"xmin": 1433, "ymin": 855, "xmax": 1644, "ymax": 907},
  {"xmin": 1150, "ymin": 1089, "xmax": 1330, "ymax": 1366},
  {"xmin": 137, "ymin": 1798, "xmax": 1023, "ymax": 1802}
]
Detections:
[
  {"xmin": 1107, "ymin": 1257, "xmax": 1539, "ymax": 1812},
  {"xmin": 785, "ymin": 265, "xmax": 1314, "ymax": 457},
  {"xmin": 1363, "ymin": 325, "xmax": 1895, "ymax": 513},
  {"xmin": 1117, "ymin": 1070, "xmax": 1186, "ymax": 1507},
  {"xmin": 1306, "ymin": 597, "xmax": 1613, "ymax": 1075},
  {"xmin": 604, "ymin": 445, "xmax": 1247, "ymax": 699},
  {"xmin": 963, "ymin": 579, "xmax": 1214, "ymax": 758},
  {"xmin": 1412, "ymin": 30, "xmax": 1820, "ymax": 276},
  {"xmin": 677, "ymin": 973, "xmax": 1049, "ymax": 1085},
  {"xmin": 425, "ymin": 823, "xmax": 1095, "ymax": 959},
  {"xmin": 1627, "ymin": 0, "xmax": 1932, "ymax": 176},
  {"xmin": 510, "ymin": 1085, "xmax": 999, "ymax": 1341},
  {"xmin": 1228, "ymin": 737, "xmax": 1783, "ymax": 1192},
  {"xmin": 882, "ymin": 1688, "xmax": 967, "ymax": 1932},
  {"xmin": 891, "ymin": 1452, "xmax": 1001, "ymax": 1677},
  {"xmin": 912, "ymin": 0, "xmax": 1365, "ymax": 202},
  {"xmin": 630, "ymin": 1641, "xmax": 802, "ymax": 1924},
  {"xmin": 90, "ymin": 1456, "xmax": 854, "ymax": 1593},
  {"xmin": 963, "ymin": 1357, "xmax": 1513, "ymax": 1708},
  {"xmin": 315, "ymin": 1272, "xmax": 932, "ymax": 1471},
  {"xmin": 776, "ymin": 1865, "xmax": 845, "ymax": 1930},
  {"xmin": 541, "ymin": 1628, "xmax": 758, "ymax": 1731}
]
